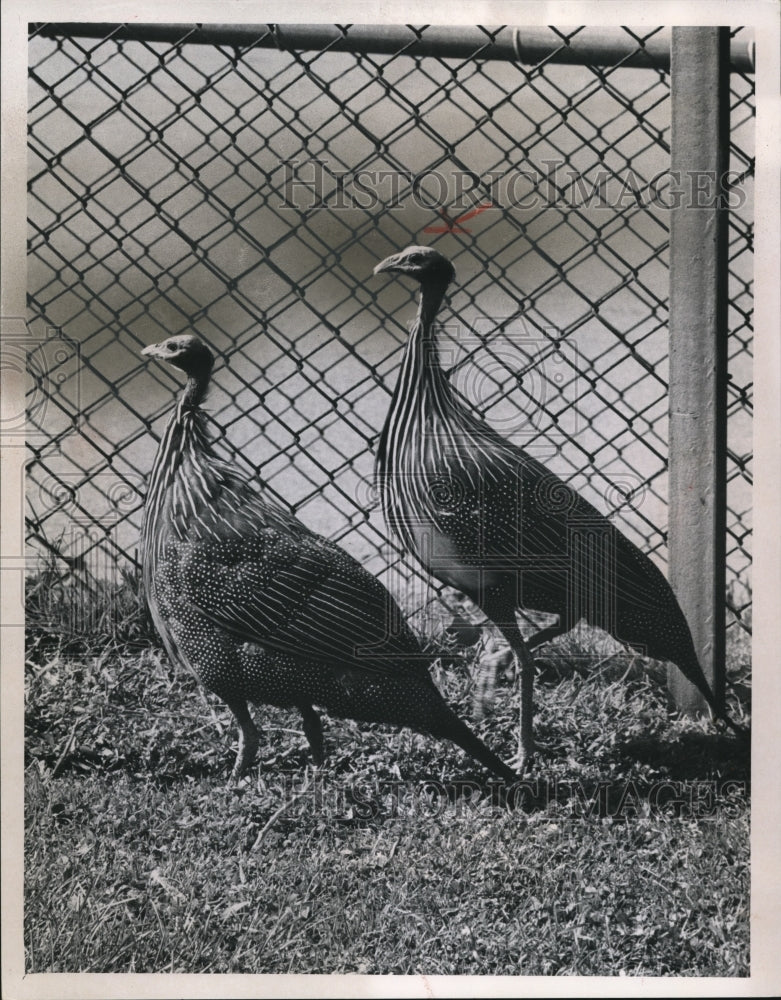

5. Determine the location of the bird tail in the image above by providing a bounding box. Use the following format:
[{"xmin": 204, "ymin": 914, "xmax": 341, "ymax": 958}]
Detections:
[
  {"xmin": 429, "ymin": 706, "xmax": 518, "ymax": 783},
  {"xmin": 671, "ymin": 648, "xmax": 750, "ymax": 741}
]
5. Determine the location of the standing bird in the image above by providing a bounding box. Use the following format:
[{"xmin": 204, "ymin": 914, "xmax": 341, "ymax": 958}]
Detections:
[
  {"xmin": 372, "ymin": 245, "xmax": 742, "ymax": 769},
  {"xmin": 140, "ymin": 333, "xmax": 517, "ymax": 784}
]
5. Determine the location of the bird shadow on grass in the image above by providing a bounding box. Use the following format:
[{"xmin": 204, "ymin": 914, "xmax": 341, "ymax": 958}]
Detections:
[
  {"xmin": 614, "ymin": 729, "xmax": 751, "ymax": 784},
  {"xmin": 477, "ymin": 732, "xmax": 751, "ymax": 818}
]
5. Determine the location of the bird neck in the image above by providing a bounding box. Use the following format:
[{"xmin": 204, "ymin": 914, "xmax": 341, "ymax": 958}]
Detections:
[
  {"xmin": 418, "ymin": 278, "xmax": 449, "ymax": 334},
  {"xmin": 398, "ymin": 279, "xmax": 449, "ymax": 384},
  {"xmin": 377, "ymin": 279, "xmax": 453, "ymax": 472},
  {"xmin": 405, "ymin": 279, "xmax": 457, "ymax": 404},
  {"xmin": 143, "ymin": 378, "xmax": 213, "ymax": 538},
  {"xmin": 181, "ymin": 372, "xmax": 210, "ymax": 410}
]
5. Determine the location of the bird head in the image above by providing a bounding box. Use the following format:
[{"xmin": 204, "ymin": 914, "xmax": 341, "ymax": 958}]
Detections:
[
  {"xmin": 373, "ymin": 246, "xmax": 456, "ymax": 287},
  {"xmin": 141, "ymin": 335, "xmax": 215, "ymax": 379}
]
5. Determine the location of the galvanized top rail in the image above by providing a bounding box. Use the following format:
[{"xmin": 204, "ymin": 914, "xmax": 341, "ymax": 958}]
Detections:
[{"xmin": 30, "ymin": 23, "xmax": 755, "ymax": 73}]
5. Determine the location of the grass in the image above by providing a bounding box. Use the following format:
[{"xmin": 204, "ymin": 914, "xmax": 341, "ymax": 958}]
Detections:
[{"xmin": 23, "ymin": 564, "xmax": 751, "ymax": 976}]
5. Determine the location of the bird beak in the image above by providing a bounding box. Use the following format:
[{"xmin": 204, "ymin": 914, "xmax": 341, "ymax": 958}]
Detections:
[
  {"xmin": 373, "ymin": 253, "xmax": 402, "ymax": 276},
  {"xmin": 141, "ymin": 342, "xmax": 167, "ymax": 358}
]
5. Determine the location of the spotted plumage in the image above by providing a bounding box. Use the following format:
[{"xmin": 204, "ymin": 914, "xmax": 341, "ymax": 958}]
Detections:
[
  {"xmin": 140, "ymin": 333, "xmax": 517, "ymax": 783},
  {"xmin": 372, "ymin": 245, "xmax": 743, "ymax": 768}
]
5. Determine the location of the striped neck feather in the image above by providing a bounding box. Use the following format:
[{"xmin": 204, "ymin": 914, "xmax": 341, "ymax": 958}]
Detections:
[
  {"xmin": 143, "ymin": 393, "xmax": 246, "ymax": 547},
  {"xmin": 377, "ymin": 282, "xmax": 489, "ymax": 471}
]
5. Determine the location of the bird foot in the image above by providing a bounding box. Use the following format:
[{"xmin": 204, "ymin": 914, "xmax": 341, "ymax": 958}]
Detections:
[
  {"xmin": 228, "ymin": 759, "xmax": 271, "ymax": 794},
  {"xmin": 228, "ymin": 731, "xmax": 260, "ymax": 787},
  {"xmin": 227, "ymin": 765, "xmax": 246, "ymax": 789},
  {"xmin": 507, "ymin": 742, "xmax": 535, "ymax": 776}
]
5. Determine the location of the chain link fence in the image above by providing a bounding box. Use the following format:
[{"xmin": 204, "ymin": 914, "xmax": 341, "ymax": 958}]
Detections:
[{"xmin": 24, "ymin": 23, "xmax": 753, "ymax": 642}]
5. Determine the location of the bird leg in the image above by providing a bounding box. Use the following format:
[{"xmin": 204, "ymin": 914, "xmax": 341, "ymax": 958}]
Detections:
[
  {"xmin": 225, "ymin": 697, "xmax": 260, "ymax": 785},
  {"xmin": 299, "ymin": 704, "xmax": 325, "ymax": 765},
  {"xmin": 515, "ymin": 638, "xmax": 536, "ymax": 772},
  {"xmin": 473, "ymin": 617, "xmax": 563, "ymax": 716},
  {"xmin": 492, "ymin": 624, "xmax": 536, "ymax": 774},
  {"xmin": 480, "ymin": 591, "xmax": 537, "ymax": 774}
]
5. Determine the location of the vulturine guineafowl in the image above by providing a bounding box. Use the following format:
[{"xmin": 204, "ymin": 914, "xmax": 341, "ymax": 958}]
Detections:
[
  {"xmin": 372, "ymin": 245, "xmax": 745, "ymax": 769},
  {"xmin": 140, "ymin": 333, "xmax": 517, "ymax": 784}
]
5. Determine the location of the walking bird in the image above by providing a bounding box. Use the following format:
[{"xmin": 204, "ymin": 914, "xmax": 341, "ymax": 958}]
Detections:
[
  {"xmin": 140, "ymin": 333, "xmax": 517, "ymax": 783},
  {"xmin": 372, "ymin": 245, "xmax": 742, "ymax": 769}
]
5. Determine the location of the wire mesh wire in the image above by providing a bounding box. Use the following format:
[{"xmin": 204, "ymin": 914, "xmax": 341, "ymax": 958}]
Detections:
[{"xmin": 24, "ymin": 23, "xmax": 753, "ymax": 639}]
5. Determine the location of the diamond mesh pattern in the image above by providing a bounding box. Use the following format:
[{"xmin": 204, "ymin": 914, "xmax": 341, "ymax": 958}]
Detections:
[{"xmin": 25, "ymin": 24, "xmax": 753, "ymax": 639}]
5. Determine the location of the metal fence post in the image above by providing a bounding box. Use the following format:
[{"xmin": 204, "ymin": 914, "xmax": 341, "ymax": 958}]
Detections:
[{"xmin": 668, "ymin": 27, "xmax": 730, "ymax": 715}]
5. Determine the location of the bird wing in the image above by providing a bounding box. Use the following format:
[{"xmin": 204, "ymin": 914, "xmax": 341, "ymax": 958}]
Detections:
[
  {"xmin": 179, "ymin": 504, "xmax": 426, "ymax": 677},
  {"xmin": 471, "ymin": 434, "xmax": 684, "ymax": 617},
  {"xmin": 420, "ymin": 415, "xmax": 662, "ymax": 612}
]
